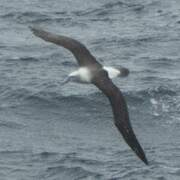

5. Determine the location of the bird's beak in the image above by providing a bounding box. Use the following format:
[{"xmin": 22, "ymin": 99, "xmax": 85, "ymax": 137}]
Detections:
[{"xmin": 61, "ymin": 76, "xmax": 71, "ymax": 85}]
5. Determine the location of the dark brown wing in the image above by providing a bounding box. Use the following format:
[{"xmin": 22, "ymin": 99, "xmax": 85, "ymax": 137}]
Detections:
[
  {"xmin": 30, "ymin": 26, "xmax": 101, "ymax": 67},
  {"xmin": 92, "ymin": 70, "xmax": 148, "ymax": 165}
]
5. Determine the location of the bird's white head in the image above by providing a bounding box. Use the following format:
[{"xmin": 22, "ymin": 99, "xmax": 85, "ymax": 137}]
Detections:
[{"xmin": 62, "ymin": 67, "xmax": 92, "ymax": 85}]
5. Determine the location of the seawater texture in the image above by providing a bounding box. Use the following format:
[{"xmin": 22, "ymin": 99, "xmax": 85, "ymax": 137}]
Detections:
[{"xmin": 0, "ymin": 0, "xmax": 180, "ymax": 179}]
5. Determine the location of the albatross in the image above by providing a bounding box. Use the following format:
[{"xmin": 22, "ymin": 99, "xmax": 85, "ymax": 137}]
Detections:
[{"xmin": 30, "ymin": 27, "xmax": 148, "ymax": 165}]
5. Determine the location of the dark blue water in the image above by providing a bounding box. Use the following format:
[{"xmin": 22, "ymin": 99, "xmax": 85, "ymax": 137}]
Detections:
[{"xmin": 0, "ymin": 0, "xmax": 180, "ymax": 179}]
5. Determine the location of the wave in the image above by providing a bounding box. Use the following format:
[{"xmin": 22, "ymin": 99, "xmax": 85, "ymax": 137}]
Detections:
[
  {"xmin": 1, "ymin": 11, "xmax": 50, "ymax": 23},
  {"xmin": 72, "ymin": 0, "xmax": 162, "ymax": 22},
  {"xmin": 73, "ymin": 1, "xmax": 144, "ymax": 18},
  {"xmin": 0, "ymin": 83, "xmax": 178, "ymax": 115},
  {"xmin": 89, "ymin": 33, "xmax": 171, "ymax": 52},
  {"xmin": 0, "ymin": 120, "xmax": 25, "ymax": 129},
  {"xmin": 147, "ymin": 57, "xmax": 179, "ymax": 69},
  {"xmin": 0, "ymin": 147, "xmax": 179, "ymax": 180},
  {"xmin": 5, "ymin": 56, "xmax": 40, "ymax": 62},
  {"xmin": 46, "ymin": 165, "xmax": 103, "ymax": 179},
  {"xmin": 0, "ymin": 11, "xmax": 71, "ymax": 24},
  {"xmin": 0, "ymin": 10, "xmax": 87, "ymax": 28}
]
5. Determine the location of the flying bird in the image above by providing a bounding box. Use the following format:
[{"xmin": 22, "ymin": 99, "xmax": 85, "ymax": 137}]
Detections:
[{"xmin": 30, "ymin": 27, "xmax": 148, "ymax": 165}]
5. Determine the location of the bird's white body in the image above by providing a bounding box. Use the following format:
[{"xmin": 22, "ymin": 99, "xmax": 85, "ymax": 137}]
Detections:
[{"xmin": 68, "ymin": 66, "xmax": 120, "ymax": 84}]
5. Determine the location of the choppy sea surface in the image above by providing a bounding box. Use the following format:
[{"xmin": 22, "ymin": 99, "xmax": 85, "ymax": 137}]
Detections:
[{"xmin": 0, "ymin": 0, "xmax": 180, "ymax": 179}]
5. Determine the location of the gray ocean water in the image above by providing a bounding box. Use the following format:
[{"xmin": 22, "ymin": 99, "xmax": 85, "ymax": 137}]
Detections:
[{"xmin": 0, "ymin": 0, "xmax": 180, "ymax": 179}]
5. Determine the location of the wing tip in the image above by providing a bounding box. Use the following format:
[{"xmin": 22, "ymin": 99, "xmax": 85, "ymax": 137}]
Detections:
[
  {"xmin": 140, "ymin": 153, "xmax": 149, "ymax": 165},
  {"xmin": 29, "ymin": 25, "xmax": 43, "ymax": 37},
  {"xmin": 29, "ymin": 25, "xmax": 36, "ymax": 33},
  {"xmin": 144, "ymin": 158, "xmax": 149, "ymax": 165},
  {"xmin": 116, "ymin": 124, "xmax": 149, "ymax": 166},
  {"xmin": 133, "ymin": 143, "xmax": 149, "ymax": 165}
]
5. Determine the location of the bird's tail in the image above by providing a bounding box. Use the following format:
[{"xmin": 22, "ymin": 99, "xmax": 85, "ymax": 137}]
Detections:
[{"xmin": 118, "ymin": 66, "xmax": 129, "ymax": 77}]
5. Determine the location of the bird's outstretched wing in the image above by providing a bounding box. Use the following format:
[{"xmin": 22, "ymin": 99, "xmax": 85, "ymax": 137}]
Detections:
[
  {"xmin": 30, "ymin": 26, "xmax": 101, "ymax": 67},
  {"xmin": 92, "ymin": 70, "xmax": 148, "ymax": 165}
]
